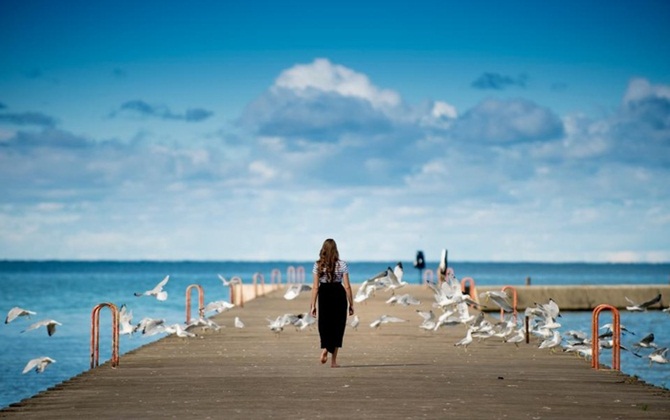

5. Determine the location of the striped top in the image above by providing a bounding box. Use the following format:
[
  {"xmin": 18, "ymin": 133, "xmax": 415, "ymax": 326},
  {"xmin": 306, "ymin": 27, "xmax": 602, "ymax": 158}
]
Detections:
[{"xmin": 312, "ymin": 260, "xmax": 348, "ymax": 284}]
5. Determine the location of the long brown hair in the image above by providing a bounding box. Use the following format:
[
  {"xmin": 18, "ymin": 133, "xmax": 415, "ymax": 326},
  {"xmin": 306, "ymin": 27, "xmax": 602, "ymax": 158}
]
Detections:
[{"xmin": 317, "ymin": 238, "xmax": 339, "ymax": 283}]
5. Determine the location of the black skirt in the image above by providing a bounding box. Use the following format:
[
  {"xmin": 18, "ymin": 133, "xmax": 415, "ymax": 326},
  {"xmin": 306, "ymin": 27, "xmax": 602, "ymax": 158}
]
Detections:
[{"xmin": 317, "ymin": 282, "xmax": 347, "ymax": 353}]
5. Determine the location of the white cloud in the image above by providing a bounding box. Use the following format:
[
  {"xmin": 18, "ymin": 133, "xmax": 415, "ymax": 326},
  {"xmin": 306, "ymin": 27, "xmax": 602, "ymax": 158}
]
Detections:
[
  {"xmin": 274, "ymin": 58, "xmax": 400, "ymax": 109},
  {"xmin": 1, "ymin": 62, "xmax": 669, "ymax": 263},
  {"xmin": 623, "ymin": 77, "xmax": 670, "ymax": 104}
]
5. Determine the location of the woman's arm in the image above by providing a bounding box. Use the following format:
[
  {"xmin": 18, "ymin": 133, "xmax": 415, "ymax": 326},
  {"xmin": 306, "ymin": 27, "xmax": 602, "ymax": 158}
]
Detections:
[
  {"xmin": 310, "ymin": 271, "xmax": 319, "ymax": 317},
  {"xmin": 342, "ymin": 272, "xmax": 354, "ymax": 315}
]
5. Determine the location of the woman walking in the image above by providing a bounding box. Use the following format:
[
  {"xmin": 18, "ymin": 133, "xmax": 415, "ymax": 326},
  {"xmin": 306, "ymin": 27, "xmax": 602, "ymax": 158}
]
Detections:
[{"xmin": 310, "ymin": 238, "xmax": 354, "ymax": 368}]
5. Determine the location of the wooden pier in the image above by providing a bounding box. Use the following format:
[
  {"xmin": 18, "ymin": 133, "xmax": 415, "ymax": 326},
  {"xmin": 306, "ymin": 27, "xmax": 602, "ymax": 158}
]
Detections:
[{"xmin": 2, "ymin": 285, "xmax": 669, "ymax": 419}]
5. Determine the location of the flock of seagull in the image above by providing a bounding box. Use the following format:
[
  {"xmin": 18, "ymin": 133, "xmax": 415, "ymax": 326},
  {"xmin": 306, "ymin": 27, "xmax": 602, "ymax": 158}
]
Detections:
[
  {"xmin": 5, "ymin": 274, "xmax": 246, "ymax": 375},
  {"xmin": 5, "ymin": 265, "xmax": 669, "ymax": 377},
  {"xmin": 5, "ymin": 306, "xmax": 62, "ymax": 374},
  {"xmin": 276, "ymin": 262, "xmax": 670, "ymax": 371}
]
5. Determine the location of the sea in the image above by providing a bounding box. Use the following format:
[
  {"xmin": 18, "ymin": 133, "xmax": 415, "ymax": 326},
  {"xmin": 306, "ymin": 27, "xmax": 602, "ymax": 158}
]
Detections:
[{"xmin": 1, "ymin": 260, "xmax": 669, "ymax": 409}]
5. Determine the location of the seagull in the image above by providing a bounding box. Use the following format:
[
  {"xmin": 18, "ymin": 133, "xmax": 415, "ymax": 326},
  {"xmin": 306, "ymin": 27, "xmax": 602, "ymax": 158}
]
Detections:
[
  {"xmin": 416, "ymin": 309, "xmax": 435, "ymax": 323},
  {"xmin": 134, "ymin": 275, "xmax": 169, "ymax": 301},
  {"xmin": 204, "ymin": 300, "xmax": 235, "ymax": 314},
  {"xmin": 133, "ymin": 317, "xmax": 166, "ymax": 336},
  {"xmin": 625, "ymin": 293, "xmax": 662, "ymax": 312},
  {"xmin": 5, "ymin": 306, "xmax": 37, "ymax": 324},
  {"xmin": 354, "ymin": 280, "xmax": 377, "ymax": 303},
  {"xmin": 234, "ymin": 316, "xmax": 245, "ymax": 329},
  {"xmin": 538, "ymin": 330, "xmax": 563, "ymax": 350},
  {"xmin": 21, "ymin": 319, "xmax": 62, "ymax": 336},
  {"xmin": 218, "ymin": 274, "xmax": 242, "ymax": 286},
  {"xmin": 632, "ymin": 333, "xmax": 658, "ymax": 350},
  {"xmin": 349, "ymin": 315, "xmax": 360, "ymax": 330},
  {"xmin": 386, "ymin": 293, "xmax": 420, "ymax": 306},
  {"xmin": 267, "ymin": 315, "xmax": 288, "ymax": 335},
  {"xmin": 118, "ymin": 304, "xmax": 134, "ymax": 335},
  {"xmin": 369, "ymin": 314, "xmax": 407, "ymax": 329},
  {"xmin": 599, "ymin": 323, "xmax": 635, "ymax": 336},
  {"xmin": 186, "ymin": 317, "xmax": 221, "ymax": 331},
  {"xmin": 355, "ymin": 271, "xmax": 387, "ymax": 303},
  {"xmin": 22, "ymin": 357, "xmax": 56, "ymax": 374},
  {"xmin": 647, "ymin": 347, "xmax": 669, "ymax": 366},
  {"xmin": 283, "ymin": 283, "xmax": 312, "ymax": 300},
  {"xmin": 504, "ymin": 327, "xmax": 526, "ymax": 347},
  {"xmin": 385, "ymin": 263, "xmax": 407, "ymax": 295},
  {"xmin": 454, "ymin": 327, "xmax": 474, "ymax": 349},
  {"xmin": 479, "ymin": 290, "xmax": 514, "ymax": 313},
  {"xmin": 164, "ymin": 323, "xmax": 197, "ymax": 338}
]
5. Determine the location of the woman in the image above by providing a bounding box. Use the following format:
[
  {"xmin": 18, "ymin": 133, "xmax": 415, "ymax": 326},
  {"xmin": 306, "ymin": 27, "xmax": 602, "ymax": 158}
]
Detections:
[{"xmin": 310, "ymin": 238, "xmax": 354, "ymax": 368}]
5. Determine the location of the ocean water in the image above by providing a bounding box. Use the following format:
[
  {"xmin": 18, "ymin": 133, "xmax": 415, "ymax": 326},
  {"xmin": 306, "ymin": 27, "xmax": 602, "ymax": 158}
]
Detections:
[{"xmin": 1, "ymin": 260, "xmax": 669, "ymax": 409}]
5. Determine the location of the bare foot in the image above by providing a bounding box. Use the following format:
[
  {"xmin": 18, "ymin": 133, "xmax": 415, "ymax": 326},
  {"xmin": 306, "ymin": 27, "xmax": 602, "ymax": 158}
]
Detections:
[
  {"xmin": 330, "ymin": 363, "xmax": 340, "ymax": 368},
  {"xmin": 320, "ymin": 350, "xmax": 328, "ymax": 364}
]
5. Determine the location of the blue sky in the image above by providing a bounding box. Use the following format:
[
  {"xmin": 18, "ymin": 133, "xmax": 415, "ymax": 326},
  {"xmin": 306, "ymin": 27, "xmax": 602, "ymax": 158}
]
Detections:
[{"xmin": 1, "ymin": 1, "xmax": 669, "ymax": 262}]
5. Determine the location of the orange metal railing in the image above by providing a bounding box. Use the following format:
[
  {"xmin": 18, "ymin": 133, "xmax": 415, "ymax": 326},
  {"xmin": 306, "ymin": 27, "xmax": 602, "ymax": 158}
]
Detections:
[
  {"xmin": 591, "ymin": 304, "xmax": 621, "ymax": 371},
  {"xmin": 423, "ymin": 269, "xmax": 434, "ymax": 286},
  {"xmin": 90, "ymin": 302, "xmax": 119, "ymax": 369},
  {"xmin": 271, "ymin": 268, "xmax": 282, "ymax": 286},
  {"xmin": 500, "ymin": 285, "xmax": 518, "ymax": 323},
  {"xmin": 287, "ymin": 266, "xmax": 296, "ymax": 284},
  {"xmin": 229, "ymin": 276, "xmax": 244, "ymax": 308},
  {"xmin": 253, "ymin": 272, "xmax": 265, "ymax": 297},
  {"xmin": 460, "ymin": 277, "xmax": 477, "ymax": 301},
  {"xmin": 296, "ymin": 266, "xmax": 305, "ymax": 283},
  {"xmin": 185, "ymin": 284, "xmax": 205, "ymax": 324}
]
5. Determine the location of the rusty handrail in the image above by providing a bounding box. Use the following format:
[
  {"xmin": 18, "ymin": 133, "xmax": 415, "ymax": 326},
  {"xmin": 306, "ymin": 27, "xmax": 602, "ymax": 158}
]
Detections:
[
  {"xmin": 591, "ymin": 304, "xmax": 621, "ymax": 371},
  {"xmin": 185, "ymin": 284, "xmax": 205, "ymax": 324},
  {"xmin": 271, "ymin": 269, "xmax": 282, "ymax": 286},
  {"xmin": 422, "ymin": 269, "xmax": 434, "ymax": 286},
  {"xmin": 229, "ymin": 276, "xmax": 244, "ymax": 308},
  {"xmin": 460, "ymin": 277, "xmax": 477, "ymax": 301},
  {"xmin": 253, "ymin": 272, "xmax": 265, "ymax": 297},
  {"xmin": 90, "ymin": 302, "xmax": 119, "ymax": 369},
  {"xmin": 500, "ymin": 285, "xmax": 518, "ymax": 323},
  {"xmin": 287, "ymin": 266, "xmax": 296, "ymax": 284}
]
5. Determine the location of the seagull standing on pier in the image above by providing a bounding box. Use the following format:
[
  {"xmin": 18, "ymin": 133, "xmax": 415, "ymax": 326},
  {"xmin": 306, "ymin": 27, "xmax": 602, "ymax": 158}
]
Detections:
[{"xmin": 234, "ymin": 316, "xmax": 245, "ymax": 329}]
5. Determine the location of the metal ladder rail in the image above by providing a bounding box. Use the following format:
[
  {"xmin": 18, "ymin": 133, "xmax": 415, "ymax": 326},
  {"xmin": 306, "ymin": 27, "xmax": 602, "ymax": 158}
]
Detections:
[
  {"xmin": 591, "ymin": 304, "xmax": 621, "ymax": 371},
  {"xmin": 185, "ymin": 284, "xmax": 205, "ymax": 324},
  {"xmin": 90, "ymin": 302, "xmax": 119, "ymax": 369}
]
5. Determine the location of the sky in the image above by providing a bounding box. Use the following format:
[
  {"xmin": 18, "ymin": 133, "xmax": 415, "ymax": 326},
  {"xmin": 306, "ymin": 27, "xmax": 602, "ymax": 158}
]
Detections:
[{"xmin": 1, "ymin": 1, "xmax": 669, "ymax": 263}]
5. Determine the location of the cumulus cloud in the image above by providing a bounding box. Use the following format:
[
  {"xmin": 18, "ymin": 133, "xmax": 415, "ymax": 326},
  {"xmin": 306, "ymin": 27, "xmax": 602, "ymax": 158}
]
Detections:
[
  {"xmin": 451, "ymin": 98, "xmax": 564, "ymax": 144},
  {"xmin": 1, "ymin": 61, "xmax": 669, "ymax": 262},
  {"xmin": 0, "ymin": 111, "xmax": 57, "ymax": 127},
  {"xmin": 113, "ymin": 100, "xmax": 213, "ymax": 122},
  {"xmin": 240, "ymin": 59, "xmax": 417, "ymax": 142},
  {"xmin": 274, "ymin": 58, "xmax": 400, "ymax": 109},
  {"xmin": 471, "ymin": 72, "xmax": 527, "ymax": 90}
]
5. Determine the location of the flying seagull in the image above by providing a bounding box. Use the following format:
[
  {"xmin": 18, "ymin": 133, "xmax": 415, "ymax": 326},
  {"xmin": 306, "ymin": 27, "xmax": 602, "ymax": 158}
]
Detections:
[
  {"xmin": 625, "ymin": 293, "xmax": 662, "ymax": 312},
  {"xmin": 283, "ymin": 283, "xmax": 312, "ymax": 300},
  {"xmin": 134, "ymin": 275, "xmax": 169, "ymax": 301},
  {"xmin": 22, "ymin": 356, "xmax": 56, "ymax": 374},
  {"xmin": 21, "ymin": 319, "xmax": 62, "ymax": 336},
  {"xmin": 5, "ymin": 306, "xmax": 37, "ymax": 324}
]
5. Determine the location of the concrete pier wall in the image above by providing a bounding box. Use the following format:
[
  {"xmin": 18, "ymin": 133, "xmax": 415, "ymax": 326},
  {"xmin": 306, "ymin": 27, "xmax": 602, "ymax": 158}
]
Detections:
[{"xmin": 475, "ymin": 284, "xmax": 670, "ymax": 311}]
